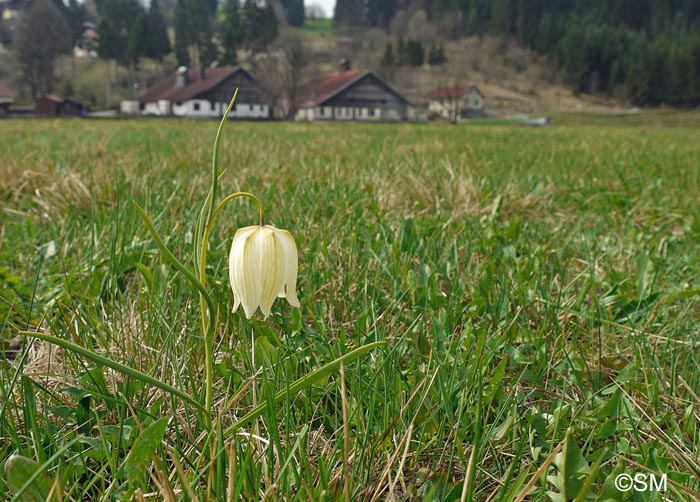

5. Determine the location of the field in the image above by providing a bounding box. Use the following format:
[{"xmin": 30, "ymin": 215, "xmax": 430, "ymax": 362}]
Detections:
[{"xmin": 1, "ymin": 117, "xmax": 699, "ymax": 501}]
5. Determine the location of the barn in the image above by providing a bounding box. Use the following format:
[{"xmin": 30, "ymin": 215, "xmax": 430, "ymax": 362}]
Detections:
[
  {"xmin": 0, "ymin": 80, "xmax": 14, "ymax": 117},
  {"xmin": 295, "ymin": 61, "xmax": 412, "ymax": 122},
  {"xmin": 35, "ymin": 95, "xmax": 85, "ymax": 117},
  {"xmin": 121, "ymin": 66, "xmax": 269, "ymax": 119}
]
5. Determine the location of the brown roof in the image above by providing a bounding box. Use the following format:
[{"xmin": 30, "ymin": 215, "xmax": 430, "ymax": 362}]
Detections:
[
  {"xmin": 0, "ymin": 80, "xmax": 15, "ymax": 100},
  {"xmin": 297, "ymin": 70, "xmax": 409, "ymax": 107},
  {"xmin": 137, "ymin": 66, "xmax": 245, "ymax": 103},
  {"xmin": 430, "ymin": 84, "xmax": 482, "ymax": 99}
]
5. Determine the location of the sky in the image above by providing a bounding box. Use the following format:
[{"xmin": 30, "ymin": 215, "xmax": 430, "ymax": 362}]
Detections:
[{"xmin": 309, "ymin": 0, "xmax": 335, "ymax": 19}]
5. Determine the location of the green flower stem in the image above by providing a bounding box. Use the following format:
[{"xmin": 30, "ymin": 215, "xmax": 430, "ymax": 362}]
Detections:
[
  {"xmin": 197, "ymin": 190, "xmax": 264, "ymax": 428},
  {"xmin": 195, "ymin": 91, "xmax": 250, "ymax": 426}
]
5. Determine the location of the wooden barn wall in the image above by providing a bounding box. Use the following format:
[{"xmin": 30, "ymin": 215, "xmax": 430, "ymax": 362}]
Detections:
[
  {"xmin": 204, "ymin": 72, "xmax": 265, "ymax": 105},
  {"xmin": 323, "ymin": 75, "xmax": 407, "ymax": 113}
]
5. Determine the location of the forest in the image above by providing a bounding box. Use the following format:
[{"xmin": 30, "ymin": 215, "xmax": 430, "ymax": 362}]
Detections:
[
  {"xmin": 335, "ymin": 0, "xmax": 700, "ymax": 105},
  {"xmin": 4, "ymin": 0, "xmax": 700, "ymax": 105}
]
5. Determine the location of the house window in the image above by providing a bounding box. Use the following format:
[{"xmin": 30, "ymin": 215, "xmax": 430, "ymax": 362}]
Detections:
[{"xmin": 193, "ymin": 103, "xmax": 200, "ymax": 111}]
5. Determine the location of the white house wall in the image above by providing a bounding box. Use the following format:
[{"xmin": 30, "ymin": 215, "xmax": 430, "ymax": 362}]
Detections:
[
  {"xmin": 142, "ymin": 99, "xmax": 270, "ymax": 119},
  {"xmin": 296, "ymin": 106, "xmax": 385, "ymax": 122}
]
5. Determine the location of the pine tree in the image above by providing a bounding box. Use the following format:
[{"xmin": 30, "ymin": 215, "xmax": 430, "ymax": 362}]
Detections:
[
  {"xmin": 366, "ymin": 0, "xmax": 396, "ymax": 28},
  {"xmin": 380, "ymin": 41, "xmax": 395, "ymax": 67},
  {"xmin": 126, "ymin": 11, "xmax": 149, "ymax": 66},
  {"xmin": 282, "ymin": 0, "xmax": 304, "ymax": 26},
  {"xmin": 199, "ymin": 29, "xmax": 219, "ymax": 67},
  {"xmin": 396, "ymin": 37, "xmax": 406, "ymax": 65},
  {"xmin": 243, "ymin": 0, "xmax": 278, "ymax": 51},
  {"xmin": 427, "ymin": 43, "xmax": 447, "ymax": 65},
  {"xmin": 406, "ymin": 39, "xmax": 424, "ymax": 66},
  {"xmin": 333, "ymin": 0, "xmax": 363, "ymax": 26},
  {"xmin": 147, "ymin": 0, "xmax": 171, "ymax": 62},
  {"xmin": 66, "ymin": 0, "xmax": 88, "ymax": 47},
  {"xmin": 174, "ymin": 0, "xmax": 190, "ymax": 65},
  {"xmin": 220, "ymin": 0, "xmax": 242, "ymax": 65}
]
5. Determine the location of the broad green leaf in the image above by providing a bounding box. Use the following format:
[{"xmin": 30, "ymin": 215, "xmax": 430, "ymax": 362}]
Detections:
[
  {"xmin": 547, "ymin": 430, "xmax": 591, "ymax": 501},
  {"xmin": 118, "ymin": 417, "xmax": 168, "ymax": 484},
  {"xmin": 4, "ymin": 455, "xmax": 53, "ymax": 502}
]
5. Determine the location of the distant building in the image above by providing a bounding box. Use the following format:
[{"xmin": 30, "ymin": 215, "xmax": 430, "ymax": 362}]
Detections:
[
  {"xmin": 74, "ymin": 21, "xmax": 99, "ymax": 58},
  {"xmin": 121, "ymin": 65, "xmax": 269, "ymax": 119},
  {"xmin": 0, "ymin": 80, "xmax": 14, "ymax": 117},
  {"xmin": 35, "ymin": 94, "xmax": 85, "ymax": 117},
  {"xmin": 295, "ymin": 60, "xmax": 412, "ymax": 122},
  {"xmin": 428, "ymin": 84, "xmax": 485, "ymax": 121}
]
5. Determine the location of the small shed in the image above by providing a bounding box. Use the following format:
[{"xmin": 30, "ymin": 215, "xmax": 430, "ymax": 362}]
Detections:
[
  {"xmin": 0, "ymin": 80, "xmax": 15, "ymax": 117},
  {"xmin": 35, "ymin": 95, "xmax": 85, "ymax": 117},
  {"xmin": 428, "ymin": 84, "xmax": 485, "ymax": 121}
]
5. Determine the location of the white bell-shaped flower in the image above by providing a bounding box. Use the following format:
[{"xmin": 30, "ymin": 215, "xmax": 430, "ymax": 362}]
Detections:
[{"xmin": 228, "ymin": 225, "xmax": 300, "ymax": 319}]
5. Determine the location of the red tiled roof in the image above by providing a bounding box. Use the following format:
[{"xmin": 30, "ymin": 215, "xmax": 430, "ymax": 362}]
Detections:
[
  {"xmin": 430, "ymin": 84, "xmax": 481, "ymax": 99},
  {"xmin": 298, "ymin": 70, "xmax": 364, "ymax": 106},
  {"xmin": 137, "ymin": 66, "xmax": 243, "ymax": 103},
  {"xmin": 0, "ymin": 80, "xmax": 15, "ymax": 100}
]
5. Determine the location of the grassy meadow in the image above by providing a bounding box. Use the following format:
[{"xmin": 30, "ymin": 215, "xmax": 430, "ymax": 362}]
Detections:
[{"xmin": 1, "ymin": 118, "xmax": 699, "ymax": 500}]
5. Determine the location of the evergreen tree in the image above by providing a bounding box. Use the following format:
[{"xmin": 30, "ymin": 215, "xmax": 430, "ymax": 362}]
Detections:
[
  {"xmin": 396, "ymin": 37, "xmax": 407, "ymax": 65},
  {"xmin": 146, "ymin": 0, "xmax": 171, "ymax": 62},
  {"xmin": 282, "ymin": 0, "xmax": 305, "ymax": 26},
  {"xmin": 97, "ymin": 18, "xmax": 120, "ymax": 61},
  {"xmin": 220, "ymin": 0, "xmax": 243, "ymax": 65},
  {"xmin": 174, "ymin": 0, "xmax": 191, "ymax": 65},
  {"xmin": 427, "ymin": 43, "xmax": 447, "ymax": 65},
  {"xmin": 333, "ymin": 0, "xmax": 363, "ymax": 26},
  {"xmin": 199, "ymin": 29, "xmax": 219, "ymax": 67},
  {"xmin": 380, "ymin": 41, "xmax": 395, "ymax": 67},
  {"xmin": 66, "ymin": 0, "xmax": 88, "ymax": 47},
  {"xmin": 96, "ymin": 0, "xmax": 143, "ymax": 66},
  {"xmin": 367, "ymin": 0, "xmax": 396, "ymax": 28},
  {"xmin": 126, "ymin": 11, "xmax": 149, "ymax": 66},
  {"xmin": 243, "ymin": 0, "xmax": 278, "ymax": 51},
  {"xmin": 406, "ymin": 39, "xmax": 424, "ymax": 66}
]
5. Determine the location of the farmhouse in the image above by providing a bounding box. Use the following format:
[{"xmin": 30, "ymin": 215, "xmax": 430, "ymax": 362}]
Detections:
[
  {"xmin": 121, "ymin": 66, "xmax": 269, "ymax": 119},
  {"xmin": 0, "ymin": 80, "xmax": 14, "ymax": 117},
  {"xmin": 295, "ymin": 62, "xmax": 412, "ymax": 122},
  {"xmin": 428, "ymin": 84, "xmax": 485, "ymax": 121},
  {"xmin": 35, "ymin": 94, "xmax": 85, "ymax": 117}
]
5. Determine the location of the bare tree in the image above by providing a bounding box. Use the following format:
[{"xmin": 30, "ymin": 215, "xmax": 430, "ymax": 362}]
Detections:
[
  {"xmin": 280, "ymin": 35, "xmax": 307, "ymax": 120},
  {"xmin": 13, "ymin": 0, "xmax": 73, "ymax": 100}
]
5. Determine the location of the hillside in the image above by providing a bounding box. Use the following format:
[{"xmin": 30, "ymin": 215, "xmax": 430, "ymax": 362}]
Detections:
[{"xmin": 260, "ymin": 24, "xmax": 623, "ymax": 116}]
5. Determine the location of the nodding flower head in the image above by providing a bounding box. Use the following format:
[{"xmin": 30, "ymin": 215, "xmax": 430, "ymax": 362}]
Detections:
[{"xmin": 228, "ymin": 225, "xmax": 300, "ymax": 319}]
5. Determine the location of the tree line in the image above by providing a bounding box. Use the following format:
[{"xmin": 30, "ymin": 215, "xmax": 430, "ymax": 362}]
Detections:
[
  {"xmin": 8, "ymin": 0, "xmax": 282, "ymax": 101},
  {"xmin": 335, "ymin": 0, "xmax": 700, "ymax": 105}
]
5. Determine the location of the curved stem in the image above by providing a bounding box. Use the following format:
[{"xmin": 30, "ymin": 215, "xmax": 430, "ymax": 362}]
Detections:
[
  {"xmin": 199, "ymin": 192, "xmax": 265, "ymax": 290},
  {"xmin": 198, "ymin": 90, "xmax": 241, "ymax": 423}
]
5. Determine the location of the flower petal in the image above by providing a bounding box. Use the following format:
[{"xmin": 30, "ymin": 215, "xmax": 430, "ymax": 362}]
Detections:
[
  {"xmin": 229, "ymin": 226, "xmax": 258, "ymax": 318},
  {"xmin": 255, "ymin": 227, "xmax": 284, "ymax": 319},
  {"xmin": 274, "ymin": 229, "xmax": 299, "ymax": 308}
]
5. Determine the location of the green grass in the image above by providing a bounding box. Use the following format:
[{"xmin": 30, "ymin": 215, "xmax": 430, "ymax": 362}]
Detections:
[
  {"xmin": 299, "ymin": 18, "xmax": 333, "ymax": 36},
  {"xmin": 1, "ymin": 119, "xmax": 700, "ymax": 500}
]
